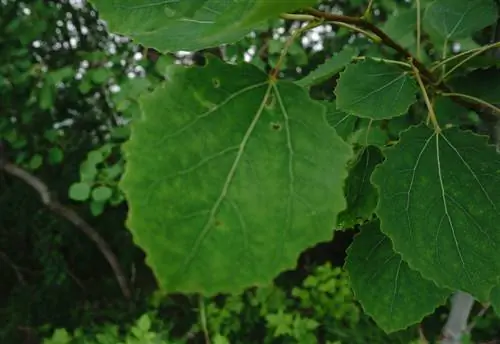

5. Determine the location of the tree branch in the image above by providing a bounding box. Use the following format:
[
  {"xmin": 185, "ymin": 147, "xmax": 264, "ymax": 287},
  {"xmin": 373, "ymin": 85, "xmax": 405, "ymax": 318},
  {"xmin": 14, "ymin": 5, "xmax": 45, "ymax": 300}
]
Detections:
[
  {"xmin": 302, "ymin": 8, "xmax": 499, "ymax": 122},
  {"xmin": 0, "ymin": 161, "xmax": 132, "ymax": 300}
]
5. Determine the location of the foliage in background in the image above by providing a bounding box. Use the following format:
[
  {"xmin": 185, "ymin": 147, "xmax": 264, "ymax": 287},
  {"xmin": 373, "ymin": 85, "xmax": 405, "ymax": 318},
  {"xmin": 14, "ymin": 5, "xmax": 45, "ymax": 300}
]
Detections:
[{"xmin": 2, "ymin": 0, "xmax": 500, "ymax": 343}]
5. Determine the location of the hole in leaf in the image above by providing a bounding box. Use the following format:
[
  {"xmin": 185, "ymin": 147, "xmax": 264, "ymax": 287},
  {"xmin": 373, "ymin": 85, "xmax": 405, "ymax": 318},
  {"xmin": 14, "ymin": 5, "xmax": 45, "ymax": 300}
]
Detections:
[
  {"xmin": 271, "ymin": 122, "xmax": 282, "ymax": 131},
  {"xmin": 265, "ymin": 93, "xmax": 275, "ymax": 109}
]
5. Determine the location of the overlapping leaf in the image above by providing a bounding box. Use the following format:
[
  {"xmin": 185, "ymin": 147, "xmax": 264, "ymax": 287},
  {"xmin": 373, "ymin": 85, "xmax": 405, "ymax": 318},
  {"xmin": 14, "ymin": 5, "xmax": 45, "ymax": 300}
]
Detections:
[
  {"xmin": 449, "ymin": 69, "xmax": 500, "ymax": 104},
  {"xmin": 296, "ymin": 47, "xmax": 358, "ymax": 88},
  {"xmin": 90, "ymin": 0, "xmax": 317, "ymax": 52},
  {"xmin": 382, "ymin": 8, "xmax": 417, "ymax": 48},
  {"xmin": 335, "ymin": 59, "xmax": 418, "ymax": 120},
  {"xmin": 423, "ymin": 0, "xmax": 497, "ymax": 41},
  {"xmin": 338, "ymin": 146, "xmax": 383, "ymax": 228},
  {"xmin": 490, "ymin": 285, "xmax": 500, "ymax": 316},
  {"xmin": 372, "ymin": 125, "xmax": 500, "ymax": 299},
  {"xmin": 120, "ymin": 58, "xmax": 353, "ymax": 294},
  {"xmin": 346, "ymin": 221, "xmax": 450, "ymax": 332}
]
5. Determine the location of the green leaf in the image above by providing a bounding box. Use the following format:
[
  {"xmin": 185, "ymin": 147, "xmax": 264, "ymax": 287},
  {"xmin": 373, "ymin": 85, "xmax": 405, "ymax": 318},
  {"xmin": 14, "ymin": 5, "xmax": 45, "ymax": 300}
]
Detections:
[
  {"xmin": 490, "ymin": 285, "xmax": 500, "ymax": 316},
  {"xmin": 90, "ymin": 0, "xmax": 316, "ymax": 53},
  {"xmin": 92, "ymin": 186, "xmax": 113, "ymax": 202},
  {"xmin": 449, "ymin": 69, "xmax": 500, "ymax": 104},
  {"xmin": 296, "ymin": 47, "xmax": 358, "ymax": 88},
  {"xmin": 372, "ymin": 125, "xmax": 500, "ymax": 299},
  {"xmin": 335, "ymin": 59, "xmax": 418, "ymax": 119},
  {"xmin": 325, "ymin": 101, "xmax": 358, "ymax": 141},
  {"xmin": 120, "ymin": 58, "xmax": 352, "ymax": 294},
  {"xmin": 383, "ymin": 9, "xmax": 417, "ymax": 48},
  {"xmin": 90, "ymin": 201, "xmax": 106, "ymax": 217},
  {"xmin": 338, "ymin": 146, "xmax": 383, "ymax": 228},
  {"xmin": 87, "ymin": 150, "xmax": 104, "ymax": 165},
  {"xmin": 28, "ymin": 154, "xmax": 43, "ymax": 170},
  {"xmin": 423, "ymin": 0, "xmax": 497, "ymax": 40},
  {"xmin": 47, "ymin": 147, "xmax": 64, "ymax": 165},
  {"xmin": 69, "ymin": 182, "xmax": 91, "ymax": 202},
  {"xmin": 80, "ymin": 161, "xmax": 98, "ymax": 182},
  {"xmin": 345, "ymin": 220, "xmax": 450, "ymax": 333}
]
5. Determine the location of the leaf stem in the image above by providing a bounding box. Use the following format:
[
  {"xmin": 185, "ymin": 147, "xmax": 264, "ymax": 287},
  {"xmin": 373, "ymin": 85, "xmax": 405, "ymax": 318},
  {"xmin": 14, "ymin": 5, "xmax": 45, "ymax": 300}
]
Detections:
[
  {"xmin": 271, "ymin": 21, "xmax": 320, "ymax": 79},
  {"xmin": 331, "ymin": 21, "xmax": 381, "ymax": 43},
  {"xmin": 411, "ymin": 62, "xmax": 441, "ymax": 132},
  {"xmin": 353, "ymin": 56, "xmax": 411, "ymax": 68},
  {"xmin": 199, "ymin": 297, "xmax": 211, "ymax": 344},
  {"xmin": 441, "ymin": 42, "xmax": 500, "ymax": 80},
  {"xmin": 363, "ymin": 0, "xmax": 374, "ymax": 19},
  {"xmin": 280, "ymin": 13, "xmax": 316, "ymax": 21},
  {"xmin": 430, "ymin": 41, "xmax": 500, "ymax": 72},
  {"xmin": 416, "ymin": 0, "xmax": 422, "ymax": 60},
  {"xmin": 439, "ymin": 92, "xmax": 500, "ymax": 117}
]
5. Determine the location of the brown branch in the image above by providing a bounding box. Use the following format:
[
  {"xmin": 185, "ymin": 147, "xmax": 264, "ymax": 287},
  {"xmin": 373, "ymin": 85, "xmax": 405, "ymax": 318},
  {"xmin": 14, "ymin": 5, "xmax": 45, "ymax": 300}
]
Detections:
[
  {"xmin": 0, "ymin": 161, "xmax": 132, "ymax": 300},
  {"xmin": 0, "ymin": 250, "xmax": 26, "ymax": 285},
  {"xmin": 303, "ymin": 8, "xmax": 498, "ymax": 123}
]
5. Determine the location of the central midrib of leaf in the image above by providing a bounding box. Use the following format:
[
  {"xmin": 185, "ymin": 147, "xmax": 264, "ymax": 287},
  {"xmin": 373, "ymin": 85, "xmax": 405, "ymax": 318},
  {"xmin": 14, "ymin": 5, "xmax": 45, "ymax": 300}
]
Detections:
[{"xmin": 173, "ymin": 82, "xmax": 274, "ymax": 277}]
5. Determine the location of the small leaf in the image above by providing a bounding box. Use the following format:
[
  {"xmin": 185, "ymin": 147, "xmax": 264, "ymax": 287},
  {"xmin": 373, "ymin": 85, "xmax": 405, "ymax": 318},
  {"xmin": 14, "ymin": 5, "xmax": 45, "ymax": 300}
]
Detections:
[
  {"xmin": 325, "ymin": 101, "xmax": 358, "ymax": 141},
  {"xmin": 383, "ymin": 9, "xmax": 417, "ymax": 48},
  {"xmin": 69, "ymin": 182, "xmax": 91, "ymax": 201},
  {"xmin": 136, "ymin": 314, "xmax": 151, "ymax": 332},
  {"xmin": 80, "ymin": 161, "xmax": 98, "ymax": 182},
  {"xmin": 92, "ymin": 186, "xmax": 113, "ymax": 202},
  {"xmin": 120, "ymin": 58, "xmax": 352, "ymax": 294},
  {"xmin": 338, "ymin": 146, "xmax": 383, "ymax": 228},
  {"xmin": 423, "ymin": 0, "xmax": 497, "ymax": 40},
  {"xmin": 47, "ymin": 147, "xmax": 64, "ymax": 164},
  {"xmin": 345, "ymin": 220, "xmax": 450, "ymax": 333},
  {"xmin": 90, "ymin": 201, "xmax": 105, "ymax": 217},
  {"xmin": 28, "ymin": 154, "xmax": 43, "ymax": 170},
  {"xmin": 87, "ymin": 150, "xmax": 104, "ymax": 165},
  {"xmin": 449, "ymin": 69, "xmax": 500, "ymax": 104},
  {"xmin": 372, "ymin": 125, "xmax": 500, "ymax": 299},
  {"xmin": 335, "ymin": 59, "xmax": 418, "ymax": 119},
  {"xmin": 296, "ymin": 47, "xmax": 358, "ymax": 88}
]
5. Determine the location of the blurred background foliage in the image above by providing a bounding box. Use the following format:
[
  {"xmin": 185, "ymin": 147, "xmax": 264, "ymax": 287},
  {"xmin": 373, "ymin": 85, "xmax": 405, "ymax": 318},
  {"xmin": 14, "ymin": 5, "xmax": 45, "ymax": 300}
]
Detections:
[{"xmin": 1, "ymin": 0, "xmax": 500, "ymax": 343}]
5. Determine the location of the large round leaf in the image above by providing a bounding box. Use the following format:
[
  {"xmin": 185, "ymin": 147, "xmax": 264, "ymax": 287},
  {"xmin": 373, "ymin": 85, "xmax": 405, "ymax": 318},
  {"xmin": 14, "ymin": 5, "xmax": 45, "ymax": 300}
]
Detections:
[
  {"xmin": 346, "ymin": 221, "xmax": 450, "ymax": 332},
  {"xmin": 372, "ymin": 125, "xmax": 500, "ymax": 299},
  {"xmin": 120, "ymin": 58, "xmax": 353, "ymax": 294},
  {"xmin": 90, "ymin": 0, "xmax": 317, "ymax": 52}
]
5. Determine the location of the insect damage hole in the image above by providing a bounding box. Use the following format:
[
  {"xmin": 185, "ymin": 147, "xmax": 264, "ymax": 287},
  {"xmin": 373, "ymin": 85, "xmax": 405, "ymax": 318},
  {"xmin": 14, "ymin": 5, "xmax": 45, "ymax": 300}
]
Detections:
[{"xmin": 271, "ymin": 122, "xmax": 282, "ymax": 131}]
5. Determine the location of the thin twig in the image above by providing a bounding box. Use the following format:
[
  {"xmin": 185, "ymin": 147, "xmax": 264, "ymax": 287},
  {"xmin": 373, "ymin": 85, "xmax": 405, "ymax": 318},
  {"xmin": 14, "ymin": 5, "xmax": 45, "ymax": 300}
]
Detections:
[
  {"xmin": 199, "ymin": 296, "xmax": 211, "ymax": 344},
  {"xmin": 331, "ymin": 21, "xmax": 381, "ymax": 42},
  {"xmin": 466, "ymin": 303, "xmax": 490, "ymax": 334},
  {"xmin": 0, "ymin": 251, "xmax": 26, "ymax": 285},
  {"xmin": 440, "ymin": 92, "xmax": 500, "ymax": 117},
  {"xmin": 431, "ymin": 41, "xmax": 500, "ymax": 72},
  {"xmin": 0, "ymin": 161, "xmax": 132, "ymax": 299}
]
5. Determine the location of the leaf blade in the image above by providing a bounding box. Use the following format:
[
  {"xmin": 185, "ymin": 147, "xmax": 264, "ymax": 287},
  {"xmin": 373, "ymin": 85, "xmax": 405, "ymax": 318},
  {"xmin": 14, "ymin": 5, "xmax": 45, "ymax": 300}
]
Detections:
[
  {"xmin": 423, "ymin": 0, "xmax": 497, "ymax": 41},
  {"xmin": 346, "ymin": 220, "xmax": 450, "ymax": 333},
  {"xmin": 335, "ymin": 59, "xmax": 418, "ymax": 120},
  {"xmin": 120, "ymin": 59, "xmax": 353, "ymax": 294},
  {"xmin": 372, "ymin": 125, "xmax": 500, "ymax": 299}
]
